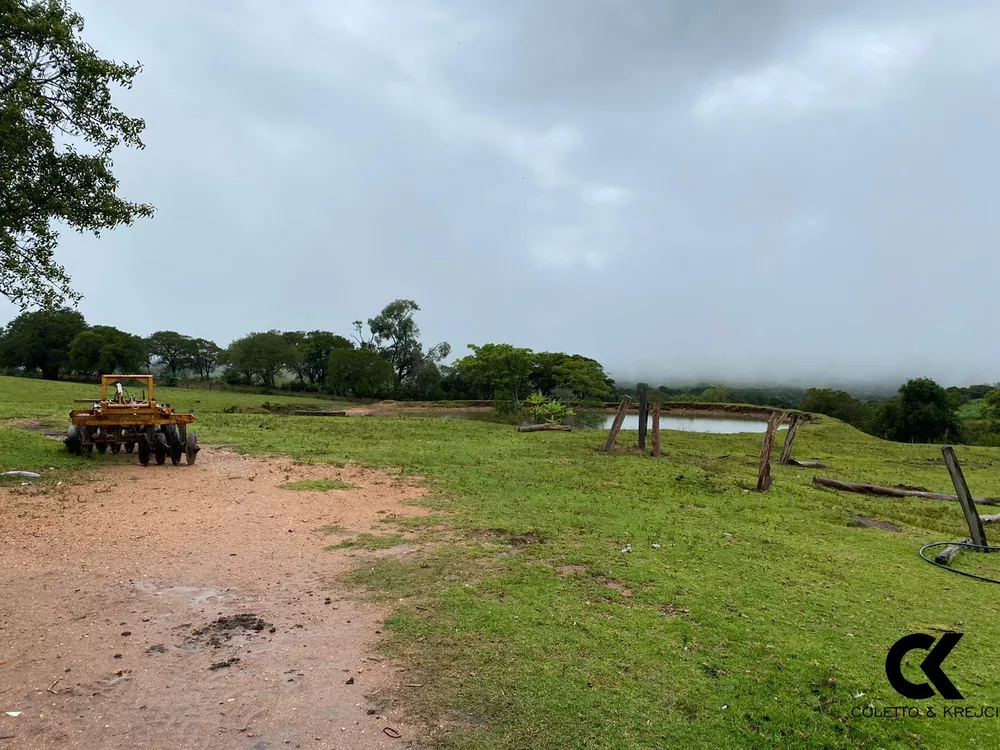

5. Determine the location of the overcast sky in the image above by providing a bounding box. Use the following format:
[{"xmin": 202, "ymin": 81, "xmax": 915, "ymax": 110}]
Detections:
[{"xmin": 3, "ymin": 0, "xmax": 1000, "ymax": 387}]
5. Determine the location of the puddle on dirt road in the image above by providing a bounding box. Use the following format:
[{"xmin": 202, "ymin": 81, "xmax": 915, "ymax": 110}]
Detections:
[{"xmin": 133, "ymin": 580, "xmax": 222, "ymax": 606}]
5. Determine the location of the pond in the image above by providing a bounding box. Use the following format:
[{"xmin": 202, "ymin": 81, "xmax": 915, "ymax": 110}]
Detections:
[
  {"xmin": 387, "ymin": 409, "xmax": 784, "ymax": 434},
  {"xmin": 602, "ymin": 414, "xmax": 785, "ymax": 434}
]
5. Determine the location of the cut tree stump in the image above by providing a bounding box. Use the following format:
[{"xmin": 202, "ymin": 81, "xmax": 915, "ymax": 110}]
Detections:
[
  {"xmin": 517, "ymin": 424, "xmax": 571, "ymax": 432},
  {"xmin": 811, "ymin": 476, "xmax": 1000, "ymax": 506}
]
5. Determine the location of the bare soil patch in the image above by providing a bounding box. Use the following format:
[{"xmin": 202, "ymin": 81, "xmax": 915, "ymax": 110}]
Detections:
[
  {"xmin": 0, "ymin": 446, "xmax": 433, "ymax": 749},
  {"xmin": 597, "ymin": 577, "xmax": 632, "ymax": 597},
  {"xmin": 659, "ymin": 604, "xmax": 691, "ymax": 618},
  {"xmin": 554, "ymin": 565, "xmax": 588, "ymax": 577},
  {"xmin": 847, "ymin": 513, "xmax": 902, "ymax": 533}
]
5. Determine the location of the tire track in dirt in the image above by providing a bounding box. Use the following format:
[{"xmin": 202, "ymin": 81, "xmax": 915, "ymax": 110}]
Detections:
[{"xmin": 0, "ymin": 446, "xmax": 432, "ymax": 750}]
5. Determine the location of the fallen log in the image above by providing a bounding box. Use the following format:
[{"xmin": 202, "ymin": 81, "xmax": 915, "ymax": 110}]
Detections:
[
  {"xmin": 518, "ymin": 424, "xmax": 571, "ymax": 432},
  {"xmin": 935, "ymin": 539, "xmax": 971, "ymax": 565},
  {"xmin": 812, "ymin": 476, "xmax": 1000, "ymax": 506},
  {"xmin": 293, "ymin": 410, "xmax": 347, "ymax": 417},
  {"xmin": 788, "ymin": 459, "xmax": 827, "ymax": 469}
]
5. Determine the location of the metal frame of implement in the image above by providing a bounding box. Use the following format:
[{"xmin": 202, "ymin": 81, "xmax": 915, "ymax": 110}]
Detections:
[{"xmin": 65, "ymin": 374, "xmax": 200, "ymax": 466}]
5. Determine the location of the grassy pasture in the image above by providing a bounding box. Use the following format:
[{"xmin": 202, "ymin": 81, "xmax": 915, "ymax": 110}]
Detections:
[{"xmin": 3, "ymin": 375, "xmax": 1000, "ymax": 748}]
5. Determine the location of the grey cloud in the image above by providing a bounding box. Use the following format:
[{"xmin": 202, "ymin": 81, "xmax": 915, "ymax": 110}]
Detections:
[{"xmin": 3, "ymin": 0, "xmax": 1000, "ymax": 388}]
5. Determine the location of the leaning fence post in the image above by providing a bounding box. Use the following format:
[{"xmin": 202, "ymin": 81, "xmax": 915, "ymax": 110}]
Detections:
[
  {"xmin": 637, "ymin": 388, "xmax": 648, "ymax": 451},
  {"xmin": 604, "ymin": 396, "xmax": 631, "ymax": 452},
  {"xmin": 651, "ymin": 402, "xmax": 661, "ymax": 457},
  {"xmin": 757, "ymin": 411, "xmax": 787, "ymax": 491},
  {"xmin": 779, "ymin": 414, "xmax": 801, "ymax": 465},
  {"xmin": 942, "ymin": 445, "xmax": 988, "ymax": 549}
]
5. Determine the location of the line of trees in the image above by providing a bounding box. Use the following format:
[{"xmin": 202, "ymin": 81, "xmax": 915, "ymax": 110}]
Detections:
[
  {"xmin": 0, "ymin": 299, "xmax": 619, "ymax": 406},
  {"xmin": 3, "ymin": 298, "xmax": 998, "ymax": 445}
]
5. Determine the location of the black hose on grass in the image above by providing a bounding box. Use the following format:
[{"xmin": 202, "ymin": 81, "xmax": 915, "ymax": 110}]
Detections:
[{"xmin": 918, "ymin": 541, "xmax": 1000, "ymax": 584}]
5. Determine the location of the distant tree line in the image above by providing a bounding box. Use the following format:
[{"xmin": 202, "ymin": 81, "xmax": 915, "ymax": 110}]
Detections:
[
  {"xmin": 613, "ymin": 378, "xmax": 990, "ymax": 445},
  {"xmin": 0, "ymin": 300, "xmax": 616, "ymax": 406},
  {"xmin": 4, "ymin": 300, "xmax": 1000, "ymax": 445}
]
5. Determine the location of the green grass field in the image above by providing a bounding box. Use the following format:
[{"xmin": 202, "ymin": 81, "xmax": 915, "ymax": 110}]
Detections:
[{"xmin": 3, "ymin": 375, "xmax": 1000, "ymax": 748}]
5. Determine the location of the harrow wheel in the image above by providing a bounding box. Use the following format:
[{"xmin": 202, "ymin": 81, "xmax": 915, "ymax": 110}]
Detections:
[
  {"xmin": 111, "ymin": 443, "xmax": 121, "ymax": 455},
  {"xmin": 185, "ymin": 430, "xmax": 200, "ymax": 466},
  {"xmin": 65, "ymin": 426, "xmax": 82, "ymax": 455},
  {"xmin": 138, "ymin": 427, "xmax": 152, "ymax": 466},
  {"xmin": 164, "ymin": 425, "xmax": 182, "ymax": 465},
  {"xmin": 97, "ymin": 443, "xmax": 107, "ymax": 455},
  {"xmin": 124, "ymin": 442, "xmax": 135, "ymax": 454},
  {"xmin": 154, "ymin": 432, "xmax": 168, "ymax": 465}
]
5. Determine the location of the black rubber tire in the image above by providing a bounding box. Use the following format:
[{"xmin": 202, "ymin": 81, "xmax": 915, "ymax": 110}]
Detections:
[
  {"xmin": 138, "ymin": 437, "xmax": 150, "ymax": 466},
  {"xmin": 111, "ymin": 443, "xmax": 121, "ymax": 455},
  {"xmin": 97, "ymin": 443, "xmax": 107, "ymax": 455},
  {"xmin": 84, "ymin": 444, "xmax": 93, "ymax": 457},
  {"xmin": 124, "ymin": 442, "xmax": 135, "ymax": 454}
]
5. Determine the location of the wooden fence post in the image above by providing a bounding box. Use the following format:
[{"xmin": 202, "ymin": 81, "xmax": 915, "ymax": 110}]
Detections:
[
  {"xmin": 604, "ymin": 396, "xmax": 632, "ymax": 452},
  {"xmin": 779, "ymin": 414, "xmax": 800, "ymax": 465},
  {"xmin": 756, "ymin": 411, "xmax": 787, "ymax": 491},
  {"xmin": 942, "ymin": 445, "xmax": 988, "ymax": 549},
  {"xmin": 651, "ymin": 402, "xmax": 661, "ymax": 457},
  {"xmin": 637, "ymin": 388, "xmax": 648, "ymax": 450}
]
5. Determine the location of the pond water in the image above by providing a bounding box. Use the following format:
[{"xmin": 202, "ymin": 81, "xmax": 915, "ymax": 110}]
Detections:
[
  {"xmin": 603, "ymin": 414, "xmax": 785, "ymax": 434},
  {"xmin": 390, "ymin": 409, "xmax": 783, "ymax": 434}
]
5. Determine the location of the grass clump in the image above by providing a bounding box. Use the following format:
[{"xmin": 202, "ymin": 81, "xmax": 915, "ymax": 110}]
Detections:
[
  {"xmin": 281, "ymin": 479, "xmax": 355, "ymax": 492},
  {"xmin": 326, "ymin": 532, "xmax": 406, "ymax": 551},
  {"xmin": 316, "ymin": 524, "xmax": 347, "ymax": 536}
]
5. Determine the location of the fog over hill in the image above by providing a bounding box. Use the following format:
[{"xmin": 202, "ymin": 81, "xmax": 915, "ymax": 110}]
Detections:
[{"xmin": 3, "ymin": 0, "xmax": 999, "ymax": 387}]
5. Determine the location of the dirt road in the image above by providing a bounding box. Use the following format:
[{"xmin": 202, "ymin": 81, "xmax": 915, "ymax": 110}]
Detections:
[{"xmin": 0, "ymin": 447, "xmax": 431, "ymax": 750}]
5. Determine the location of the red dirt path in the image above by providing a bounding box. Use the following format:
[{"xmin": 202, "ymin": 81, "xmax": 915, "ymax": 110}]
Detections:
[{"xmin": 0, "ymin": 447, "xmax": 431, "ymax": 750}]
